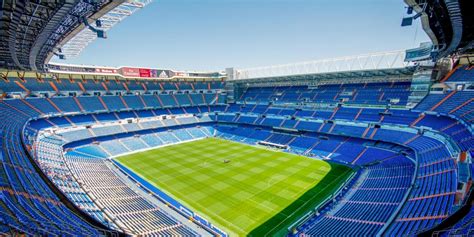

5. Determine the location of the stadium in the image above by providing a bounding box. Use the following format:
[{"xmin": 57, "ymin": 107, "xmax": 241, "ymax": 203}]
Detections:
[{"xmin": 0, "ymin": 0, "xmax": 473, "ymax": 236}]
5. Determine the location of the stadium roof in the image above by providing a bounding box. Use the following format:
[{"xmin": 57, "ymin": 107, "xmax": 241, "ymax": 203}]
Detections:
[
  {"xmin": 57, "ymin": 0, "xmax": 152, "ymax": 60},
  {"xmin": 0, "ymin": 0, "xmax": 151, "ymax": 72},
  {"xmin": 231, "ymin": 50, "xmax": 415, "ymax": 81},
  {"xmin": 404, "ymin": 0, "xmax": 474, "ymax": 57}
]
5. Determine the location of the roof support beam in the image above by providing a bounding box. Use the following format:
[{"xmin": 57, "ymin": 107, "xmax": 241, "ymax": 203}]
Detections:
[
  {"xmin": 29, "ymin": 1, "xmax": 78, "ymax": 71},
  {"xmin": 441, "ymin": 0, "xmax": 463, "ymax": 57},
  {"xmin": 8, "ymin": 1, "xmax": 26, "ymax": 70}
]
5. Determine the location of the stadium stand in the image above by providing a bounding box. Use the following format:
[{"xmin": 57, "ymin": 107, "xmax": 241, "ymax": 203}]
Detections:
[
  {"xmin": 241, "ymin": 82, "xmax": 412, "ymax": 106},
  {"xmin": 1, "ymin": 65, "xmax": 473, "ymax": 237},
  {"xmin": 444, "ymin": 65, "xmax": 474, "ymax": 82}
]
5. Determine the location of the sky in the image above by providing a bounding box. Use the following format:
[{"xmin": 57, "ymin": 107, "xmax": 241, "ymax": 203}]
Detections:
[{"xmin": 51, "ymin": 0, "xmax": 430, "ymax": 71}]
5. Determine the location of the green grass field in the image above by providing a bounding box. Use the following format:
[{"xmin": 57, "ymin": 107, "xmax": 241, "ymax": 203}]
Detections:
[{"xmin": 115, "ymin": 137, "xmax": 353, "ymax": 236}]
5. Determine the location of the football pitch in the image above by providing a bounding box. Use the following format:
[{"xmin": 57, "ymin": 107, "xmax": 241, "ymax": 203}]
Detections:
[{"xmin": 115, "ymin": 137, "xmax": 353, "ymax": 236}]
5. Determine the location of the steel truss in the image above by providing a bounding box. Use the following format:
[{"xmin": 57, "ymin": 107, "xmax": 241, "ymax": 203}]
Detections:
[
  {"xmin": 59, "ymin": 0, "xmax": 153, "ymax": 59},
  {"xmin": 232, "ymin": 50, "xmax": 413, "ymax": 81}
]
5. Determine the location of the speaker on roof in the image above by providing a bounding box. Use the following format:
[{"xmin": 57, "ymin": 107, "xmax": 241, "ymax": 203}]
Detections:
[
  {"xmin": 82, "ymin": 17, "xmax": 106, "ymax": 38},
  {"xmin": 97, "ymin": 30, "xmax": 106, "ymax": 39},
  {"xmin": 401, "ymin": 17, "xmax": 413, "ymax": 26},
  {"xmin": 53, "ymin": 51, "xmax": 65, "ymax": 59}
]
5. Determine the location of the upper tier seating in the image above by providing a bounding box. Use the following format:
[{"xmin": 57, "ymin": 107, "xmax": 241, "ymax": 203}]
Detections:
[
  {"xmin": 415, "ymin": 91, "xmax": 474, "ymax": 125},
  {"xmin": 444, "ymin": 65, "xmax": 474, "ymax": 82},
  {"xmin": 240, "ymin": 82, "xmax": 411, "ymax": 105},
  {"xmin": 0, "ymin": 77, "xmax": 225, "ymax": 94}
]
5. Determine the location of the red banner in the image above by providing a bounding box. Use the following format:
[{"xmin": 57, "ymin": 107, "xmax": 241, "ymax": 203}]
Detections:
[{"xmin": 139, "ymin": 68, "xmax": 151, "ymax": 78}]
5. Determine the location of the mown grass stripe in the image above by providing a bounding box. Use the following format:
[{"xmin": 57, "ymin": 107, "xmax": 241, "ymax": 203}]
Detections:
[{"xmin": 116, "ymin": 137, "xmax": 353, "ymax": 236}]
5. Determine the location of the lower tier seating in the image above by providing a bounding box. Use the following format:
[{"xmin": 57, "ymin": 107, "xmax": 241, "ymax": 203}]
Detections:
[{"xmin": 0, "ymin": 103, "xmax": 108, "ymax": 235}]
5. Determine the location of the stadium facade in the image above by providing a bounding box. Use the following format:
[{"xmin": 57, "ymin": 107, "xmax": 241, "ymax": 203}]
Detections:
[{"xmin": 0, "ymin": 0, "xmax": 473, "ymax": 236}]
